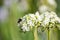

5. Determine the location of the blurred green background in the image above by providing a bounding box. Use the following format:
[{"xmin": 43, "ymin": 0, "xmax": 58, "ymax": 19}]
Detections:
[{"xmin": 0, "ymin": 0, "xmax": 60, "ymax": 40}]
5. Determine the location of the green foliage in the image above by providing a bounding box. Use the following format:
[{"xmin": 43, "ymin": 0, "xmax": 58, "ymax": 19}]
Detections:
[{"xmin": 0, "ymin": 0, "xmax": 3, "ymax": 6}]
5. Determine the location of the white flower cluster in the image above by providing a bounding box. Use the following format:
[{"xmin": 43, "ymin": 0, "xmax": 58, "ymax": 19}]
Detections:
[
  {"xmin": 18, "ymin": 11, "xmax": 60, "ymax": 32},
  {"xmin": 41, "ymin": 11, "xmax": 60, "ymax": 26},
  {"xmin": 18, "ymin": 11, "xmax": 43, "ymax": 32}
]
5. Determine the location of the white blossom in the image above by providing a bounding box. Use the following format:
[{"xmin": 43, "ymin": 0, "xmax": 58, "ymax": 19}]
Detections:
[
  {"xmin": 18, "ymin": 11, "xmax": 60, "ymax": 32},
  {"xmin": 27, "ymin": 20, "xmax": 34, "ymax": 27},
  {"xmin": 35, "ymin": 11, "xmax": 44, "ymax": 22},
  {"xmin": 54, "ymin": 16, "xmax": 60, "ymax": 23},
  {"xmin": 28, "ymin": 14, "xmax": 36, "ymax": 20},
  {"xmin": 21, "ymin": 26, "xmax": 30, "ymax": 32},
  {"xmin": 21, "ymin": 23, "xmax": 30, "ymax": 31},
  {"xmin": 50, "ymin": 18, "xmax": 55, "ymax": 23},
  {"xmin": 42, "ymin": 18, "xmax": 50, "ymax": 27},
  {"xmin": 47, "ymin": 0, "xmax": 57, "ymax": 7},
  {"xmin": 50, "ymin": 11, "xmax": 57, "ymax": 18},
  {"xmin": 44, "ymin": 12, "xmax": 51, "ymax": 18}
]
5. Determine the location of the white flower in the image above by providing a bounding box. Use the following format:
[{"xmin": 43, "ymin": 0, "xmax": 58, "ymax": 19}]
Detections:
[
  {"xmin": 35, "ymin": 11, "xmax": 43, "ymax": 22},
  {"xmin": 18, "ymin": 13, "xmax": 36, "ymax": 32},
  {"xmin": 35, "ymin": 11, "xmax": 39, "ymax": 15},
  {"xmin": 44, "ymin": 12, "xmax": 51, "ymax": 18},
  {"xmin": 21, "ymin": 23, "xmax": 30, "ymax": 31},
  {"xmin": 47, "ymin": 0, "xmax": 57, "ymax": 6},
  {"xmin": 50, "ymin": 11, "xmax": 57, "ymax": 18},
  {"xmin": 50, "ymin": 18, "xmax": 55, "ymax": 23},
  {"xmin": 28, "ymin": 14, "xmax": 36, "ymax": 20},
  {"xmin": 27, "ymin": 20, "xmax": 34, "ymax": 27},
  {"xmin": 28, "ymin": 14, "xmax": 35, "ymax": 18},
  {"xmin": 55, "ymin": 17, "xmax": 60, "ymax": 23},
  {"xmin": 41, "ymin": 11, "xmax": 60, "ymax": 27},
  {"xmin": 21, "ymin": 26, "xmax": 30, "ymax": 32},
  {"xmin": 18, "ymin": 11, "xmax": 60, "ymax": 32},
  {"xmin": 41, "ymin": 17, "xmax": 50, "ymax": 27}
]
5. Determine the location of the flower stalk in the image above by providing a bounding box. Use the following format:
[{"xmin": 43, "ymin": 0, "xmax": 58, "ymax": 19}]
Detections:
[
  {"xmin": 34, "ymin": 27, "xmax": 38, "ymax": 40},
  {"xmin": 47, "ymin": 29, "xmax": 50, "ymax": 40}
]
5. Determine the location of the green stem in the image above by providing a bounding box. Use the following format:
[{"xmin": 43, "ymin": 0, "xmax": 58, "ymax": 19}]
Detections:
[
  {"xmin": 50, "ymin": 28, "xmax": 58, "ymax": 40},
  {"xmin": 48, "ymin": 30, "xmax": 49, "ymax": 40},
  {"xmin": 34, "ymin": 27, "xmax": 38, "ymax": 40}
]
